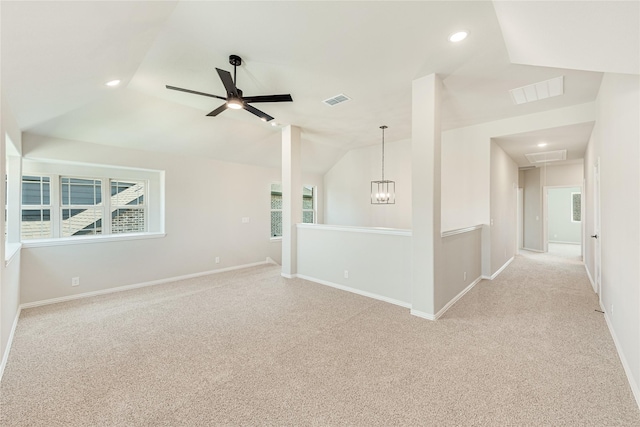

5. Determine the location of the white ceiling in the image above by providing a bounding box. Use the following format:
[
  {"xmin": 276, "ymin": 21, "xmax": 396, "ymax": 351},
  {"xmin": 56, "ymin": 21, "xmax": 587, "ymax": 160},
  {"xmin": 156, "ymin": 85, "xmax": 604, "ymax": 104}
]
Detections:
[
  {"xmin": 2, "ymin": 1, "xmax": 637, "ymax": 174},
  {"xmin": 492, "ymin": 122, "xmax": 595, "ymax": 167}
]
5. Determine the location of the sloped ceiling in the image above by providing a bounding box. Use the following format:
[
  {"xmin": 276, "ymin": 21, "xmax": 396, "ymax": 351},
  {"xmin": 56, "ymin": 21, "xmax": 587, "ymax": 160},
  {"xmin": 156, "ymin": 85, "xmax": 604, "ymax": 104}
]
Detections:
[{"xmin": 1, "ymin": 1, "xmax": 635, "ymax": 174}]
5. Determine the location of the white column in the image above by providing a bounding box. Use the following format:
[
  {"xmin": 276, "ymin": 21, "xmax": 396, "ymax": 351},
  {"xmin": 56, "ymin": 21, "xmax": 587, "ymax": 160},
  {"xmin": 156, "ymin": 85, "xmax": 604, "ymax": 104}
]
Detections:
[
  {"xmin": 281, "ymin": 125, "xmax": 302, "ymax": 278},
  {"xmin": 411, "ymin": 73, "xmax": 443, "ymax": 319}
]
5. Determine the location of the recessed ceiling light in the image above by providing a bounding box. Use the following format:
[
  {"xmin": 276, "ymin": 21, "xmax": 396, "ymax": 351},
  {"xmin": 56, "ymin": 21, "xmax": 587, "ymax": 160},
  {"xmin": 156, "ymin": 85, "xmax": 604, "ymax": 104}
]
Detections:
[
  {"xmin": 449, "ymin": 31, "xmax": 468, "ymax": 43},
  {"xmin": 105, "ymin": 79, "xmax": 121, "ymax": 87},
  {"xmin": 538, "ymin": 142, "xmax": 548, "ymax": 147}
]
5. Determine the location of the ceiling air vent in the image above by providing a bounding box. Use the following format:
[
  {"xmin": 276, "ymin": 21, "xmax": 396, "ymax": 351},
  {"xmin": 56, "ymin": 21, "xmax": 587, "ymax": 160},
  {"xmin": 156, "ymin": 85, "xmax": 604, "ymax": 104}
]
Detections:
[
  {"xmin": 510, "ymin": 76, "xmax": 564, "ymax": 105},
  {"xmin": 322, "ymin": 93, "xmax": 351, "ymax": 106},
  {"xmin": 525, "ymin": 149, "xmax": 567, "ymax": 164}
]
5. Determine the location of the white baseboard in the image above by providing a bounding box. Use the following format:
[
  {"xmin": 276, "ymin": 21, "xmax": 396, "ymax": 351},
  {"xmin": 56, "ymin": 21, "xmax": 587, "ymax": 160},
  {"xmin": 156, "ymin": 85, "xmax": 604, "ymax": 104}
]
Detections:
[
  {"xmin": 296, "ymin": 274, "xmax": 411, "ymax": 309},
  {"xmin": 410, "ymin": 309, "xmax": 436, "ymax": 321},
  {"xmin": 0, "ymin": 306, "xmax": 22, "ymax": 383},
  {"xmin": 20, "ymin": 260, "xmax": 272, "ymax": 310},
  {"xmin": 435, "ymin": 276, "xmax": 483, "ymax": 319},
  {"xmin": 266, "ymin": 257, "xmax": 279, "ymax": 265},
  {"xmin": 522, "ymin": 247, "xmax": 544, "ymax": 253},
  {"xmin": 281, "ymin": 273, "xmax": 297, "ymax": 279},
  {"xmin": 410, "ymin": 276, "xmax": 484, "ymax": 321},
  {"xmin": 601, "ymin": 304, "xmax": 640, "ymax": 410},
  {"xmin": 584, "ymin": 264, "xmax": 596, "ymax": 293},
  {"xmin": 490, "ymin": 256, "xmax": 514, "ymax": 280}
]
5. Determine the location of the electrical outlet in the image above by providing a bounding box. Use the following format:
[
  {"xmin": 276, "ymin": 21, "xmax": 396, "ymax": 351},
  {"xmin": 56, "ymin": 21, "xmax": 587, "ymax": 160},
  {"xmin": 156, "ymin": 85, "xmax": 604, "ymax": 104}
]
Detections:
[
  {"xmin": 71, "ymin": 277, "xmax": 80, "ymax": 287},
  {"xmin": 242, "ymin": 217, "xmax": 250, "ymax": 223},
  {"xmin": 463, "ymin": 272, "xmax": 467, "ymax": 281},
  {"xmin": 215, "ymin": 257, "xmax": 220, "ymax": 264},
  {"xmin": 344, "ymin": 270, "xmax": 349, "ymax": 279},
  {"xmin": 611, "ymin": 304, "xmax": 614, "ymax": 315}
]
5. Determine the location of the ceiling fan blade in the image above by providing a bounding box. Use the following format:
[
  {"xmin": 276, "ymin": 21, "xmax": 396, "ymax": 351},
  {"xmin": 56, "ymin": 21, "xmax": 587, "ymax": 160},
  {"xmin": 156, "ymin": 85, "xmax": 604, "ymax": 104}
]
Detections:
[
  {"xmin": 216, "ymin": 68, "xmax": 239, "ymax": 98},
  {"xmin": 243, "ymin": 94, "xmax": 293, "ymax": 103},
  {"xmin": 206, "ymin": 104, "xmax": 228, "ymax": 117},
  {"xmin": 166, "ymin": 85, "xmax": 226, "ymax": 100},
  {"xmin": 244, "ymin": 104, "xmax": 274, "ymax": 122}
]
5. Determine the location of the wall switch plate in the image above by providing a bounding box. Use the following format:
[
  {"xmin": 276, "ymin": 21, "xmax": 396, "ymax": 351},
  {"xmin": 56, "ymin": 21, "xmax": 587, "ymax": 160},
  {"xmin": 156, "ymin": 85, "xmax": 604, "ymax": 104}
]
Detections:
[
  {"xmin": 71, "ymin": 277, "xmax": 80, "ymax": 287},
  {"xmin": 344, "ymin": 270, "xmax": 349, "ymax": 279},
  {"xmin": 215, "ymin": 257, "xmax": 220, "ymax": 264},
  {"xmin": 242, "ymin": 217, "xmax": 250, "ymax": 223}
]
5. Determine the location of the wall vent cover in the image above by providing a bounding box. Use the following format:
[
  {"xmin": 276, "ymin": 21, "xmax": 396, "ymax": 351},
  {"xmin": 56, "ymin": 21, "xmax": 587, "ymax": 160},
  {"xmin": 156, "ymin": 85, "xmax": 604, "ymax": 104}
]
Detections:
[
  {"xmin": 525, "ymin": 149, "xmax": 567, "ymax": 164},
  {"xmin": 322, "ymin": 93, "xmax": 351, "ymax": 106},
  {"xmin": 510, "ymin": 76, "xmax": 564, "ymax": 105}
]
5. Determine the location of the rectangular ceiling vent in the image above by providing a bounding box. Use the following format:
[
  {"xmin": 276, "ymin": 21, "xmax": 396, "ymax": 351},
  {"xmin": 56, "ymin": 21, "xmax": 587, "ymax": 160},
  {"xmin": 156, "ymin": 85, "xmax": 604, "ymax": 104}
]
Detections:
[
  {"xmin": 525, "ymin": 149, "xmax": 567, "ymax": 164},
  {"xmin": 322, "ymin": 93, "xmax": 351, "ymax": 106},
  {"xmin": 510, "ymin": 76, "xmax": 564, "ymax": 105}
]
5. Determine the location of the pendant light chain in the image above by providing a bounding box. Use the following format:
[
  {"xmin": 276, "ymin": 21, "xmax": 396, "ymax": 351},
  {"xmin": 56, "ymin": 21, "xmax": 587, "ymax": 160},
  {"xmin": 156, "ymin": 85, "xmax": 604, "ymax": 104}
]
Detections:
[{"xmin": 381, "ymin": 125, "xmax": 387, "ymax": 181}]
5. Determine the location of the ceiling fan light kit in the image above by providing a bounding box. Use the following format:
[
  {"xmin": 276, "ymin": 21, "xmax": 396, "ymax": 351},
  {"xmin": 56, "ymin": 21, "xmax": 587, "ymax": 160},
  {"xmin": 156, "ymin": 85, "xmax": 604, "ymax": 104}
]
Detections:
[
  {"xmin": 166, "ymin": 55, "xmax": 292, "ymax": 122},
  {"xmin": 371, "ymin": 125, "xmax": 395, "ymax": 205}
]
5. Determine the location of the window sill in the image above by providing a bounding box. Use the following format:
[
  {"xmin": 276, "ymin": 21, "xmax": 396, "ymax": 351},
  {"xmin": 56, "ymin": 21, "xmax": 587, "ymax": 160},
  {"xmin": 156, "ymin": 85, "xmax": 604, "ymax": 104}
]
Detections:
[
  {"xmin": 5, "ymin": 242, "xmax": 22, "ymax": 266},
  {"xmin": 270, "ymin": 237, "xmax": 282, "ymax": 242},
  {"xmin": 21, "ymin": 232, "xmax": 166, "ymax": 248}
]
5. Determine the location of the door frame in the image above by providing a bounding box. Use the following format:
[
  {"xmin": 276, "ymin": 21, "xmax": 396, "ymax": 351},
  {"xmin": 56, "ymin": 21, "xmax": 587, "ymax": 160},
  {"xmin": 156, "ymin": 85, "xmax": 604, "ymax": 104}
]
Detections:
[{"xmin": 542, "ymin": 184, "xmax": 584, "ymax": 254}]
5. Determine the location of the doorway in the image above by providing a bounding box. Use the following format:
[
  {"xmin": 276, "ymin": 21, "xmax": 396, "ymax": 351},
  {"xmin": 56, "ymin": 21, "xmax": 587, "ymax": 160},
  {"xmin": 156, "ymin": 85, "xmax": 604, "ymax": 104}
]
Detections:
[{"xmin": 543, "ymin": 186, "xmax": 583, "ymax": 260}]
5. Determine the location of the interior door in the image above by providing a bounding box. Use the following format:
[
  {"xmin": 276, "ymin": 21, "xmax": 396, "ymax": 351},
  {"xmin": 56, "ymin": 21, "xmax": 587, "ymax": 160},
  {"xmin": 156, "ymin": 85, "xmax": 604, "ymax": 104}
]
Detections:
[{"xmin": 593, "ymin": 159, "xmax": 601, "ymax": 298}]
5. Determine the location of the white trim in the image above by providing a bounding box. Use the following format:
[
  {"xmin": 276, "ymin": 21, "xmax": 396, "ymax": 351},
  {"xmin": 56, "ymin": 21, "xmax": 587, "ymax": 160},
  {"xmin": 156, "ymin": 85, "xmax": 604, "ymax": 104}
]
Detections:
[
  {"xmin": 281, "ymin": 273, "xmax": 296, "ymax": 279},
  {"xmin": 296, "ymin": 274, "xmax": 411, "ymax": 309},
  {"xmin": 0, "ymin": 307, "xmax": 21, "ymax": 383},
  {"xmin": 266, "ymin": 257, "xmax": 279, "ymax": 265},
  {"xmin": 441, "ymin": 224, "xmax": 483, "ymax": 238},
  {"xmin": 602, "ymin": 306, "xmax": 640, "ymax": 410},
  {"xmin": 490, "ymin": 256, "xmax": 514, "ymax": 280},
  {"xmin": 584, "ymin": 264, "xmax": 596, "ymax": 293},
  {"xmin": 433, "ymin": 276, "xmax": 483, "ymax": 319},
  {"xmin": 21, "ymin": 231, "xmax": 165, "ymax": 248},
  {"xmin": 20, "ymin": 260, "xmax": 270, "ymax": 309},
  {"xmin": 522, "ymin": 247, "xmax": 544, "ymax": 253},
  {"xmin": 548, "ymin": 241, "xmax": 581, "ymax": 245},
  {"xmin": 296, "ymin": 223, "xmax": 412, "ymax": 237},
  {"xmin": 4, "ymin": 242, "xmax": 21, "ymax": 266},
  {"xmin": 410, "ymin": 309, "xmax": 436, "ymax": 321}
]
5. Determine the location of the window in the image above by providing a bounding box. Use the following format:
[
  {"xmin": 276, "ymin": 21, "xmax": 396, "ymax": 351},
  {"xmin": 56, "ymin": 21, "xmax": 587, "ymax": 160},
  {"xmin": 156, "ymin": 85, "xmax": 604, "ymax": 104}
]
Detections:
[
  {"xmin": 21, "ymin": 174, "xmax": 150, "ymax": 241},
  {"xmin": 111, "ymin": 180, "xmax": 146, "ymax": 234},
  {"xmin": 21, "ymin": 176, "xmax": 52, "ymax": 239},
  {"xmin": 303, "ymin": 185, "xmax": 315, "ymax": 224},
  {"xmin": 571, "ymin": 192, "xmax": 581, "ymax": 222},
  {"xmin": 270, "ymin": 183, "xmax": 283, "ymax": 238},
  {"xmin": 61, "ymin": 177, "xmax": 102, "ymax": 236},
  {"xmin": 270, "ymin": 183, "xmax": 316, "ymax": 238}
]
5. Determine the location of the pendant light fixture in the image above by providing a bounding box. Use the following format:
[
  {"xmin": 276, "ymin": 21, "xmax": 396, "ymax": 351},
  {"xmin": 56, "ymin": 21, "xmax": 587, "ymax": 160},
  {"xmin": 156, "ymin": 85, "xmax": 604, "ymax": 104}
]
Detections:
[{"xmin": 371, "ymin": 125, "xmax": 395, "ymax": 204}]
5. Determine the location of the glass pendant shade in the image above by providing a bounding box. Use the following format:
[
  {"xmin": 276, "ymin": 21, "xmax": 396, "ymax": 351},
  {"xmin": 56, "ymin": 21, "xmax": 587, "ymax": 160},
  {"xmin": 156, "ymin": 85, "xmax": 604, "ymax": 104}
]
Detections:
[
  {"xmin": 371, "ymin": 180, "xmax": 395, "ymax": 204},
  {"xmin": 371, "ymin": 125, "xmax": 395, "ymax": 205}
]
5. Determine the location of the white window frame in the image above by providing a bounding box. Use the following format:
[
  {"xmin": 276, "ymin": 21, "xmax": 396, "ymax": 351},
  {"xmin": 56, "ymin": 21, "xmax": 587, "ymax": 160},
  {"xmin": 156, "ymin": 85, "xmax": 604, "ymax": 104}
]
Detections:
[
  {"xmin": 19, "ymin": 160, "xmax": 163, "ymax": 247},
  {"xmin": 20, "ymin": 175, "xmax": 53, "ymax": 240},
  {"xmin": 60, "ymin": 176, "xmax": 104, "ymax": 237},
  {"xmin": 270, "ymin": 183, "xmax": 316, "ymax": 240}
]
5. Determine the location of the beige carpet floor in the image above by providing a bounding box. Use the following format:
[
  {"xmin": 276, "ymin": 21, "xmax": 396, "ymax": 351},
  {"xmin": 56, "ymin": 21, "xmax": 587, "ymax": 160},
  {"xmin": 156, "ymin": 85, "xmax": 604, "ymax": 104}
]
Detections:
[{"xmin": 1, "ymin": 251, "xmax": 639, "ymax": 426}]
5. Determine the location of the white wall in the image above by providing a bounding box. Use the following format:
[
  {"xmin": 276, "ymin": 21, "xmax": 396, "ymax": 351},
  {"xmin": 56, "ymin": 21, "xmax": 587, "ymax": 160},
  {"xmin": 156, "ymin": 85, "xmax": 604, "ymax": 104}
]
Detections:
[
  {"xmin": 296, "ymin": 224, "xmax": 412, "ymax": 306},
  {"xmin": 0, "ymin": 97, "xmax": 23, "ymax": 376},
  {"xmin": 547, "ymin": 187, "xmax": 581, "ymax": 244},
  {"xmin": 490, "ymin": 142, "xmax": 518, "ymax": 274},
  {"xmin": 523, "ymin": 168, "xmax": 542, "ymax": 251},
  {"xmin": 19, "ymin": 134, "xmax": 323, "ymax": 304},
  {"xmin": 584, "ymin": 73, "xmax": 640, "ymax": 403},
  {"xmin": 323, "ymin": 138, "xmax": 411, "ymax": 229},
  {"xmin": 544, "ymin": 162, "xmax": 583, "ymax": 187},
  {"xmin": 441, "ymin": 102, "xmax": 595, "ymax": 232}
]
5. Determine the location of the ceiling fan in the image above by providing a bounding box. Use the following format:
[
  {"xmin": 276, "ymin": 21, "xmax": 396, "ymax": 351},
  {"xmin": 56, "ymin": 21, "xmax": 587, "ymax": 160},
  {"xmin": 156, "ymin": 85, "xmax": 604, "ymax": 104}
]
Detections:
[{"xmin": 166, "ymin": 55, "xmax": 292, "ymax": 122}]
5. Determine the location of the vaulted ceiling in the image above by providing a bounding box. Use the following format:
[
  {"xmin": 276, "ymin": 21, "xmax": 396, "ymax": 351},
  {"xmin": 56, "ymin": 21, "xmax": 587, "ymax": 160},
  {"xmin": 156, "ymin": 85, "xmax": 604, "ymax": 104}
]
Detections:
[{"xmin": 2, "ymin": 1, "xmax": 638, "ymax": 174}]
